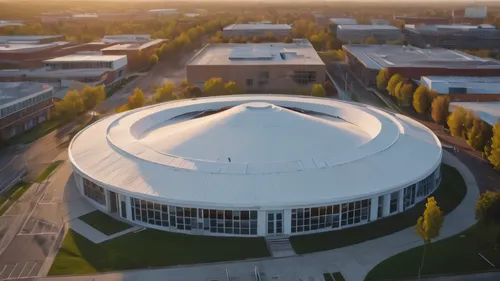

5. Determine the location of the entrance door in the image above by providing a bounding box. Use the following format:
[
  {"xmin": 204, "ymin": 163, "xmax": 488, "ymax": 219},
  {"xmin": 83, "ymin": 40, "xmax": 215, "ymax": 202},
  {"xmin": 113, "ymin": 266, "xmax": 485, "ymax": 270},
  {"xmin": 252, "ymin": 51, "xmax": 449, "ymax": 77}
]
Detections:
[{"xmin": 267, "ymin": 211, "xmax": 283, "ymax": 235}]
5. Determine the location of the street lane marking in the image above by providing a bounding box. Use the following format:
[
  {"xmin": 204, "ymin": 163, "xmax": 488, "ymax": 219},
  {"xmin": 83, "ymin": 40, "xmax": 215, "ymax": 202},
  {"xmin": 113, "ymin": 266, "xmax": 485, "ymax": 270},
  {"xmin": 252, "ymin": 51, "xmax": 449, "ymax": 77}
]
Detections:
[
  {"xmin": 17, "ymin": 262, "xmax": 28, "ymax": 279},
  {"xmin": 6, "ymin": 263, "xmax": 18, "ymax": 279},
  {"xmin": 26, "ymin": 262, "xmax": 37, "ymax": 277},
  {"xmin": 0, "ymin": 265, "xmax": 7, "ymax": 277}
]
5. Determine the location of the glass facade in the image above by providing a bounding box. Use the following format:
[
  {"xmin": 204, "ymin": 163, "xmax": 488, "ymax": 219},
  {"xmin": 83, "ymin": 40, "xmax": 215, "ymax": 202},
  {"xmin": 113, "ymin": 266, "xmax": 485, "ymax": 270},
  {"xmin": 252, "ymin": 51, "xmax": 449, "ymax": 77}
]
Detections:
[
  {"xmin": 291, "ymin": 199, "xmax": 370, "ymax": 234},
  {"xmin": 130, "ymin": 197, "xmax": 258, "ymax": 235},
  {"xmin": 83, "ymin": 178, "xmax": 106, "ymax": 206},
  {"xmin": 79, "ymin": 165, "xmax": 441, "ymax": 236}
]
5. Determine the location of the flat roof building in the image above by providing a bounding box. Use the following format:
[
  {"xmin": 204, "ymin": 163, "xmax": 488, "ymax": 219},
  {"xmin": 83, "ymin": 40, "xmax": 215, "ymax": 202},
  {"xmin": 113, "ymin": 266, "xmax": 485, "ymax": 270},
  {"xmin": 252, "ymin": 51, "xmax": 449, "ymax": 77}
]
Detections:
[
  {"xmin": 100, "ymin": 39, "xmax": 167, "ymax": 70},
  {"xmin": 337, "ymin": 25, "xmax": 403, "ymax": 43},
  {"xmin": 187, "ymin": 40, "xmax": 325, "ymax": 93},
  {"xmin": 403, "ymin": 24, "xmax": 500, "ymax": 50},
  {"xmin": 0, "ymin": 35, "xmax": 65, "ymax": 44},
  {"xmin": 449, "ymin": 102, "xmax": 500, "ymax": 126},
  {"xmin": 69, "ymin": 95, "xmax": 442, "ymax": 237},
  {"xmin": 393, "ymin": 16, "xmax": 450, "ymax": 25},
  {"xmin": 222, "ymin": 24, "xmax": 292, "ymax": 39},
  {"xmin": 0, "ymin": 82, "xmax": 54, "ymax": 139},
  {"xmin": 343, "ymin": 44, "xmax": 500, "ymax": 86},
  {"xmin": 329, "ymin": 18, "xmax": 357, "ymax": 25},
  {"xmin": 420, "ymin": 76, "xmax": 500, "ymax": 102},
  {"xmin": 101, "ymin": 34, "xmax": 152, "ymax": 44}
]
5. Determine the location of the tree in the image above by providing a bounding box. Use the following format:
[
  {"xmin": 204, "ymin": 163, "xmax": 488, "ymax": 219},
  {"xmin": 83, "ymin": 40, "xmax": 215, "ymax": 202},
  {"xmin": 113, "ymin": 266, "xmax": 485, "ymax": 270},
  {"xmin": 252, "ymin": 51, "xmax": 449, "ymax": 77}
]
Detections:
[
  {"xmin": 467, "ymin": 118, "xmax": 493, "ymax": 152},
  {"xmin": 224, "ymin": 81, "xmax": 244, "ymax": 95},
  {"xmin": 311, "ymin": 84, "xmax": 326, "ymax": 97},
  {"xmin": 394, "ymin": 81, "xmax": 414, "ymax": 106},
  {"xmin": 148, "ymin": 54, "xmax": 159, "ymax": 68},
  {"xmin": 413, "ymin": 85, "xmax": 434, "ymax": 114},
  {"xmin": 283, "ymin": 36, "xmax": 293, "ymax": 43},
  {"xmin": 128, "ymin": 88, "xmax": 145, "ymax": 109},
  {"xmin": 415, "ymin": 197, "xmax": 444, "ymax": 279},
  {"xmin": 431, "ymin": 96, "xmax": 450, "ymax": 125},
  {"xmin": 54, "ymin": 90, "xmax": 83, "ymax": 120},
  {"xmin": 81, "ymin": 86, "xmax": 106, "ymax": 111},
  {"xmin": 251, "ymin": 36, "xmax": 262, "ymax": 43},
  {"xmin": 364, "ymin": 37, "xmax": 378, "ymax": 44},
  {"xmin": 376, "ymin": 68, "xmax": 389, "ymax": 91},
  {"xmin": 386, "ymin": 74, "xmax": 405, "ymax": 96},
  {"xmin": 476, "ymin": 190, "xmax": 500, "ymax": 225},
  {"xmin": 154, "ymin": 82, "xmax": 176, "ymax": 103},
  {"xmin": 179, "ymin": 79, "xmax": 189, "ymax": 89},
  {"xmin": 447, "ymin": 106, "xmax": 468, "ymax": 138},
  {"xmin": 183, "ymin": 86, "xmax": 202, "ymax": 98},
  {"xmin": 204, "ymin": 78, "xmax": 226, "ymax": 96},
  {"xmin": 488, "ymin": 122, "xmax": 500, "ymax": 169}
]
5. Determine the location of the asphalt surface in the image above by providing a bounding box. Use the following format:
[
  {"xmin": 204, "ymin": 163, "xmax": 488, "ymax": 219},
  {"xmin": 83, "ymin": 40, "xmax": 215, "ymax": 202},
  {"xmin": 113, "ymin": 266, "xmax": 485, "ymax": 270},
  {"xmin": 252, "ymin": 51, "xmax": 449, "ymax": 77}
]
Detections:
[
  {"xmin": 327, "ymin": 62, "xmax": 387, "ymax": 109},
  {"xmin": 0, "ymin": 160, "xmax": 84, "ymax": 280}
]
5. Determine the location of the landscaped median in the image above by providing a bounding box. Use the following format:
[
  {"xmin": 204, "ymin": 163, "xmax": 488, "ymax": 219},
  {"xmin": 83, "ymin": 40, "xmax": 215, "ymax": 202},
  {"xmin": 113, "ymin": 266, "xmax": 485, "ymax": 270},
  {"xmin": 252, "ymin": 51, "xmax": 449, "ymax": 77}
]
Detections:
[
  {"xmin": 290, "ymin": 164, "xmax": 467, "ymax": 254},
  {"xmin": 79, "ymin": 211, "xmax": 132, "ymax": 236},
  {"xmin": 365, "ymin": 224, "xmax": 499, "ymax": 280},
  {"xmin": 48, "ymin": 227, "xmax": 271, "ymax": 275}
]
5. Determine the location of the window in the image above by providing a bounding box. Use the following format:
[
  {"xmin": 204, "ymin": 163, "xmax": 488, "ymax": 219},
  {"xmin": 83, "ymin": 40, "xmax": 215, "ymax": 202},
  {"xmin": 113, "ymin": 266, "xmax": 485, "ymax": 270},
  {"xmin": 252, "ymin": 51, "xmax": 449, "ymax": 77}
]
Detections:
[
  {"xmin": 83, "ymin": 178, "xmax": 106, "ymax": 206},
  {"xmin": 129, "ymin": 197, "xmax": 258, "ymax": 236},
  {"xmin": 291, "ymin": 71, "xmax": 317, "ymax": 85},
  {"xmin": 403, "ymin": 184, "xmax": 416, "ymax": 210},
  {"xmin": 390, "ymin": 191, "xmax": 399, "ymax": 213},
  {"xmin": 246, "ymin": 79, "xmax": 254, "ymax": 88},
  {"xmin": 291, "ymin": 200, "xmax": 369, "ymax": 234}
]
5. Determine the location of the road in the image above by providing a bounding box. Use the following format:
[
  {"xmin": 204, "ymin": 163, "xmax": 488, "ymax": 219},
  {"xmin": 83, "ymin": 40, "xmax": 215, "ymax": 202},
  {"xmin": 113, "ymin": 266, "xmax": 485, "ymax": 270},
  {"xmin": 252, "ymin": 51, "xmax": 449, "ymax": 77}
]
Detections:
[
  {"xmin": 327, "ymin": 62, "xmax": 387, "ymax": 108},
  {"xmin": 0, "ymin": 157, "xmax": 90, "ymax": 280}
]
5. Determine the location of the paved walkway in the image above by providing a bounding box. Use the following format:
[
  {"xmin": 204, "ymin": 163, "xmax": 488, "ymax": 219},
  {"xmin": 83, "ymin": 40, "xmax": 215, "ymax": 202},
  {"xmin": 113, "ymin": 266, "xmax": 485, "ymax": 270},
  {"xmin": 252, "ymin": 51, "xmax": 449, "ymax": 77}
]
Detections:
[
  {"xmin": 69, "ymin": 218, "xmax": 142, "ymax": 244},
  {"xmin": 38, "ymin": 150, "xmax": 480, "ymax": 281}
]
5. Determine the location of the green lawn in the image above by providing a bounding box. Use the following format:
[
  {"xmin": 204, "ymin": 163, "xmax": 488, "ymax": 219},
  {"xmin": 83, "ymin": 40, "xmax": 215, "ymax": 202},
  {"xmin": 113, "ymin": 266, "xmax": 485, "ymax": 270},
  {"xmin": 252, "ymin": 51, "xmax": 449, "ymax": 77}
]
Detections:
[
  {"xmin": 0, "ymin": 181, "xmax": 30, "ymax": 216},
  {"xmin": 291, "ymin": 165, "xmax": 467, "ymax": 254},
  {"xmin": 79, "ymin": 211, "xmax": 131, "ymax": 235},
  {"xmin": 34, "ymin": 161, "xmax": 63, "ymax": 183},
  {"xmin": 49, "ymin": 228, "xmax": 270, "ymax": 275},
  {"xmin": 365, "ymin": 224, "xmax": 500, "ymax": 280}
]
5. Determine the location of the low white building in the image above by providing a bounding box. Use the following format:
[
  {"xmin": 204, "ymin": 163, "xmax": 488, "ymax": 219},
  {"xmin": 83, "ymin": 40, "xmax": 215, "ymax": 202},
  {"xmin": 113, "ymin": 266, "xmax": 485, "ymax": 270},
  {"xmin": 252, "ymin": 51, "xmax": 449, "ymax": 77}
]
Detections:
[{"xmin": 449, "ymin": 102, "xmax": 500, "ymax": 126}]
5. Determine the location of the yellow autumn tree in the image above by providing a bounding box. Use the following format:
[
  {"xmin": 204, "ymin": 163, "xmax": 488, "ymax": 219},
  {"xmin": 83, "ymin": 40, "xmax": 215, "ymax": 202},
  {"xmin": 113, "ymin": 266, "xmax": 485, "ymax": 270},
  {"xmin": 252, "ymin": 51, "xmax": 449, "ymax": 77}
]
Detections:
[{"xmin": 415, "ymin": 197, "xmax": 444, "ymax": 278}]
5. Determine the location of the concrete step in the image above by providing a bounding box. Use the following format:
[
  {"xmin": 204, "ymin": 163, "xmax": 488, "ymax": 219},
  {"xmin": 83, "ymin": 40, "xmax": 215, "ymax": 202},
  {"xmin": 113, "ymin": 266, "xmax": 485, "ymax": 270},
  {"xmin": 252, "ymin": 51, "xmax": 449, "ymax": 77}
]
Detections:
[{"xmin": 265, "ymin": 236, "xmax": 296, "ymax": 258}]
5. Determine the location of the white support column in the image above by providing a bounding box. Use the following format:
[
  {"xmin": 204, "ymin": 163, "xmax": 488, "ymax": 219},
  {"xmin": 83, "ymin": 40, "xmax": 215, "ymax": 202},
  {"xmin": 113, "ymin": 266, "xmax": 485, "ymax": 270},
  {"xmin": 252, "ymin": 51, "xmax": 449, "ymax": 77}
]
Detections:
[
  {"xmin": 398, "ymin": 189, "xmax": 405, "ymax": 212},
  {"xmin": 257, "ymin": 210, "xmax": 267, "ymax": 236},
  {"xmin": 370, "ymin": 196, "xmax": 378, "ymax": 221},
  {"xmin": 382, "ymin": 194, "xmax": 391, "ymax": 217},
  {"xmin": 105, "ymin": 189, "xmax": 111, "ymax": 211},
  {"xmin": 125, "ymin": 195, "xmax": 132, "ymax": 220},
  {"xmin": 283, "ymin": 209, "xmax": 292, "ymax": 235}
]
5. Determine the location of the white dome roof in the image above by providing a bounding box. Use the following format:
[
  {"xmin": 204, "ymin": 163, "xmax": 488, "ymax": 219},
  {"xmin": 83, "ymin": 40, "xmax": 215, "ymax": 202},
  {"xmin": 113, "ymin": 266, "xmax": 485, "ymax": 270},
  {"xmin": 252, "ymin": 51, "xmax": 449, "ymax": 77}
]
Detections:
[
  {"xmin": 69, "ymin": 95, "xmax": 442, "ymax": 208},
  {"xmin": 139, "ymin": 102, "xmax": 371, "ymax": 163}
]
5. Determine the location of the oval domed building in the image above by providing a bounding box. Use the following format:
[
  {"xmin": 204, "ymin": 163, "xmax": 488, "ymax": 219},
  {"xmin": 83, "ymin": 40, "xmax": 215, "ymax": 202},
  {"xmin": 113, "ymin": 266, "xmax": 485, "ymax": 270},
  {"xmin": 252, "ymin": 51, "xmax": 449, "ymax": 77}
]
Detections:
[{"xmin": 69, "ymin": 95, "xmax": 442, "ymax": 236}]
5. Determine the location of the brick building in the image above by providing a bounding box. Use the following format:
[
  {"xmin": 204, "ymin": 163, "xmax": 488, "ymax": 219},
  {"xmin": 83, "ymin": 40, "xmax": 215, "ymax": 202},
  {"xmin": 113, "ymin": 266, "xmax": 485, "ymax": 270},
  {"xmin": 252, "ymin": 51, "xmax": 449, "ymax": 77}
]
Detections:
[
  {"xmin": 187, "ymin": 40, "xmax": 325, "ymax": 93},
  {"xmin": 100, "ymin": 39, "xmax": 167, "ymax": 71},
  {"xmin": 0, "ymin": 82, "xmax": 54, "ymax": 140}
]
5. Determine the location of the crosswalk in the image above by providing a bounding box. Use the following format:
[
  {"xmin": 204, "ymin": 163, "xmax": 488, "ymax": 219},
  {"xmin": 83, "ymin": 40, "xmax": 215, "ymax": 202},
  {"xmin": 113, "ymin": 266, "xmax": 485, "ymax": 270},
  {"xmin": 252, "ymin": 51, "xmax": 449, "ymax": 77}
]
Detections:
[{"xmin": 19, "ymin": 220, "xmax": 59, "ymax": 236}]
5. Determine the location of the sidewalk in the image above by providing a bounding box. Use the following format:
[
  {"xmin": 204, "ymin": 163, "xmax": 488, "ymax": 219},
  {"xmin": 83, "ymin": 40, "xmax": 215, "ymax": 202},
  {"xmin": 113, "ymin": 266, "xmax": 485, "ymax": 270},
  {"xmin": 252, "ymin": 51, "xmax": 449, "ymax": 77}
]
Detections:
[
  {"xmin": 69, "ymin": 218, "xmax": 142, "ymax": 244},
  {"xmin": 38, "ymin": 150, "xmax": 479, "ymax": 281}
]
